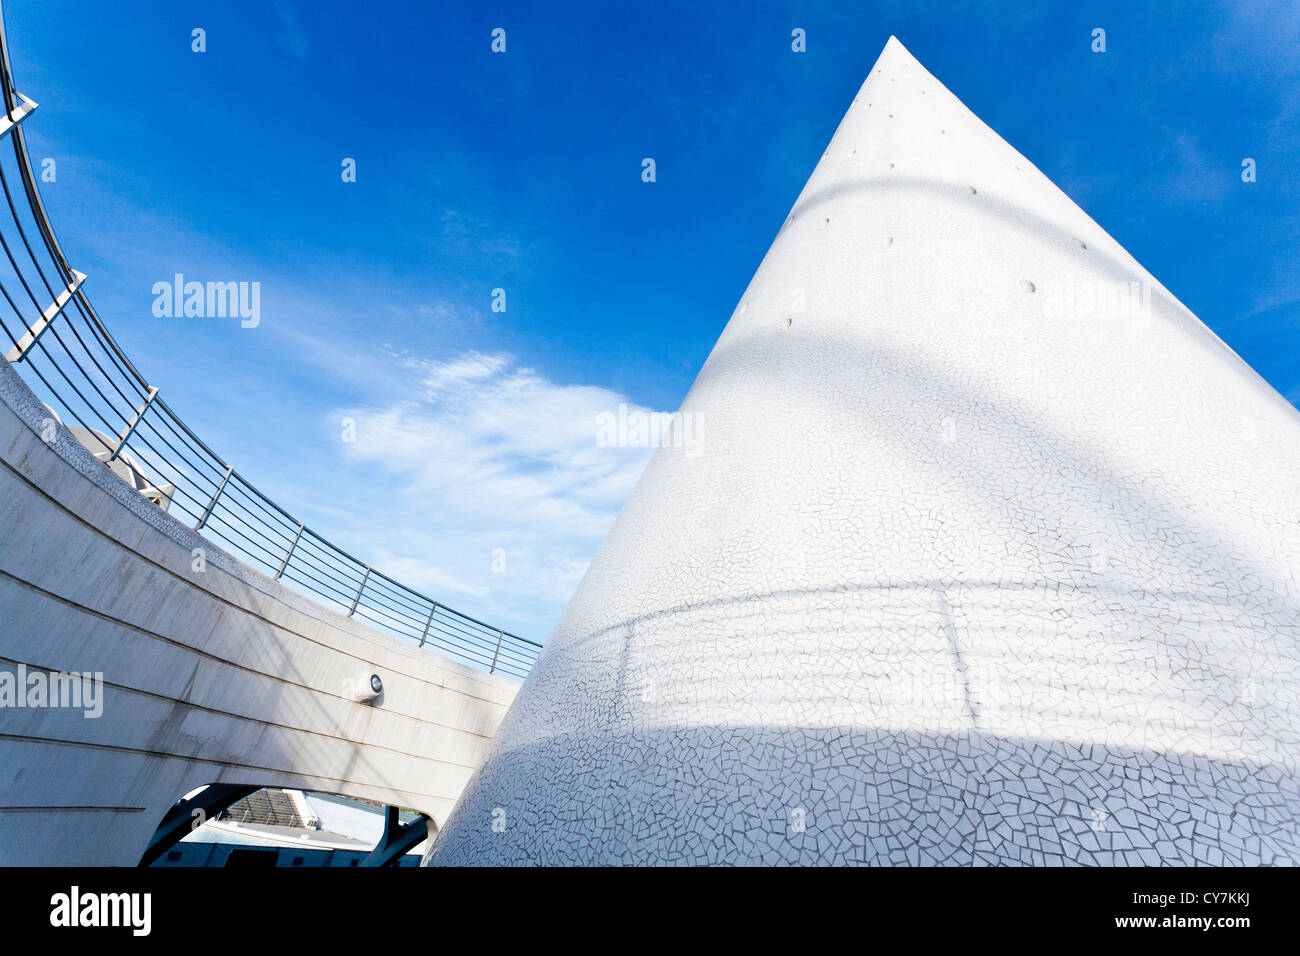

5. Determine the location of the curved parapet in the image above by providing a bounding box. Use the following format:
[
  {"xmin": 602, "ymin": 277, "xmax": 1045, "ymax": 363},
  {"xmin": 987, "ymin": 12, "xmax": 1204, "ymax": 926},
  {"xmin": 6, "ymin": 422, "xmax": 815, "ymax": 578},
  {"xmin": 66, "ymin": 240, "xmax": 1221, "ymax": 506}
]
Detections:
[
  {"xmin": 0, "ymin": 4, "xmax": 540, "ymax": 682},
  {"xmin": 430, "ymin": 37, "xmax": 1300, "ymax": 865},
  {"xmin": 0, "ymin": 356, "xmax": 519, "ymax": 864}
]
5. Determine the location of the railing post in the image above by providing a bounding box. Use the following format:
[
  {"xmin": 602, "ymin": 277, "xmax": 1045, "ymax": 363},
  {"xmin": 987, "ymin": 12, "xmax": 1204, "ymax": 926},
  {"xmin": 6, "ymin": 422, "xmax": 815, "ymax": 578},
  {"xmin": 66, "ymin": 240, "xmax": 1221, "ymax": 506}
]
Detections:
[
  {"xmin": 4, "ymin": 269, "xmax": 86, "ymax": 363},
  {"xmin": 490, "ymin": 629, "xmax": 504, "ymax": 674},
  {"xmin": 0, "ymin": 90, "xmax": 37, "ymax": 140},
  {"xmin": 348, "ymin": 567, "xmax": 370, "ymax": 617},
  {"xmin": 107, "ymin": 385, "xmax": 158, "ymax": 463},
  {"xmin": 419, "ymin": 602, "xmax": 438, "ymax": 648},
  {"xmin": 194, "ymin": 464, "xmax": 233, "ymax": 530},
  {"xmin": 275, "ymin": 522, "xmax": 304, "ymax": 579}
]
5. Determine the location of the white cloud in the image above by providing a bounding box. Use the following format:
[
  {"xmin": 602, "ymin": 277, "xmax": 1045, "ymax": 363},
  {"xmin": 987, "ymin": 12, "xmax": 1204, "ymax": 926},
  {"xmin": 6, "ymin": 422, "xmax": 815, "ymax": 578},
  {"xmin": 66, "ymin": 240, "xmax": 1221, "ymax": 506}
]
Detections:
[{"xmin": 331, "ymin": 351, "xmax": 658, "ymax": 638}]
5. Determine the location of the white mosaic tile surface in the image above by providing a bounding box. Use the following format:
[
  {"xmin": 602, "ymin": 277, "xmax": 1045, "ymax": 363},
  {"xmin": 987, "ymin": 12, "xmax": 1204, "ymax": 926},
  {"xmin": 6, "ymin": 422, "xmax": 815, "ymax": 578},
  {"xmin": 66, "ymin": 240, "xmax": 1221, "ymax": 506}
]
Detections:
[{"xmin": 428, "ymin": 37, "xmax": 1300, "ymax": 866}]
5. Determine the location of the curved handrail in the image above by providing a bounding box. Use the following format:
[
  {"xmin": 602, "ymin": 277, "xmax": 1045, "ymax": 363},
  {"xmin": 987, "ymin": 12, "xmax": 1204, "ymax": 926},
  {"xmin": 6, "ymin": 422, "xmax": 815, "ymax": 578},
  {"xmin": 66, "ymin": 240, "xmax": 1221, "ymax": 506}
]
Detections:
[{"xmin": 0, "ymin": 5, "xmax": 541, "ymax": 680}]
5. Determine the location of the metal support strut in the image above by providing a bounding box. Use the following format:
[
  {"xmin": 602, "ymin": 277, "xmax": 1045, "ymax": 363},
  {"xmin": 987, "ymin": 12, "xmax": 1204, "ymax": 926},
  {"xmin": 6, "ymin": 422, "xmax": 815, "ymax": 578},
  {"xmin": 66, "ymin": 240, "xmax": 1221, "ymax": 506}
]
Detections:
[
  {"xmin": 0, "ymin": 88, "xmax": 35, "ymax": 140},
  {"xmin": 106, "ymin": 386, "xmax": 158, "ymax": 463},
  {"xmin": 490, "ymin": 629, "xmax": 504, "ymax": 673},
  {"xmin": 4, "ymin": 269, "xmax": 86, "ymax": 363},
  {"xmin": 360, "ymin": 806, "xmax": 429, "ymax": 867},
  {"xmin": 194, "ymin": 464, "xmax": 233, "ymax": 530},
  {"xmin": 419, "ymin": 602, "xmax": 438, "ymax": 648},
  {"xmin": 348, "ymin": 567, "xmax": 370, "ymax": 616},
  {"xmin": 138, "ymin": 783, "xmax": 259, "ymax": 867},
  {"xmin": 276, "ymin": 522, "xmax": 304, "ymax": 579}
]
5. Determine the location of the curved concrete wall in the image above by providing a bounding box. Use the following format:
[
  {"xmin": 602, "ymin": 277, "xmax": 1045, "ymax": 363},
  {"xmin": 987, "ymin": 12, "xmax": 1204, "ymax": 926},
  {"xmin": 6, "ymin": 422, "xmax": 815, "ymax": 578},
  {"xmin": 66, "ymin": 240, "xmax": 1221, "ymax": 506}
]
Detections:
[
  {"xmin": 431, "ymin": 38, "xmax": 1300, "ymax": 866},
  {"xmin": 0, "ymin": 357, "xmax": 518, "ymax": 865}
]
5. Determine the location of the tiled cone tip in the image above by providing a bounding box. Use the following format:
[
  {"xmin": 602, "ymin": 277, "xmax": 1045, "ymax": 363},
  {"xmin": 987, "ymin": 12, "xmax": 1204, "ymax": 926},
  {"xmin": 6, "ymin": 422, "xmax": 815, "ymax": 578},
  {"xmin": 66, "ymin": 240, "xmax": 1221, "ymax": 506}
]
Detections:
[{"xmin": 429, "ymin": 37, "xmax": 1300, "ymax": 866}]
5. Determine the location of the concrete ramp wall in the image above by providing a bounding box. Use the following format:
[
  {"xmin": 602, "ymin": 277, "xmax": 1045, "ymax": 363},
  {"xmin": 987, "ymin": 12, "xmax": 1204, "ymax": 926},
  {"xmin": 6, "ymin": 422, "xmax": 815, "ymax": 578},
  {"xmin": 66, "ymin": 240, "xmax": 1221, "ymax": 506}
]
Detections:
[{"xmin": 0, "ymin": 359, "xmax": 518, "ymax": 865}]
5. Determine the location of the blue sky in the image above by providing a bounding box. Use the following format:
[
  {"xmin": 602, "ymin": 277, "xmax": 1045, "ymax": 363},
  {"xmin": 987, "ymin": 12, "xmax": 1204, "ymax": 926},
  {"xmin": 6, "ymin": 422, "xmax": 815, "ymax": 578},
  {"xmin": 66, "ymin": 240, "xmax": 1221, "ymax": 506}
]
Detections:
[{"xmin": 5, "ymin": 0, "xmax": 1297, "ymax": 641}]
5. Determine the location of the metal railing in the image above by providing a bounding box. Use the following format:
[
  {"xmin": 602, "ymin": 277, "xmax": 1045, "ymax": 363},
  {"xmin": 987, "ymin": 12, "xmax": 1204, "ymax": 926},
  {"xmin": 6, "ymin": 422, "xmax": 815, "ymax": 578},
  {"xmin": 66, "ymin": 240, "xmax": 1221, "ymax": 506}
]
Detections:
[{"xmin": 0, "ymin": 8, "xmax": 541, "ymax": 681}]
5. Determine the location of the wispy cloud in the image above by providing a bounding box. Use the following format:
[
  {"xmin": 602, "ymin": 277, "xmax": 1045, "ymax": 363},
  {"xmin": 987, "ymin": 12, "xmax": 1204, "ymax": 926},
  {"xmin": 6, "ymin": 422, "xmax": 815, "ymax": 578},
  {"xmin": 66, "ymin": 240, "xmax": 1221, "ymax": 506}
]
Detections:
[
  {"xmin": 274, "ymin": 0, "xmax": 309, "ymax": 61},
  {"xmin": 330, "ymin": 351, "xmax": 658, "ymax": 635},
  {"xmin": 1159, "ymin": 132, "xmax": 1228, "ymax": 205},
  {"xmin": 439, "ymin": 209, "xmax": 524, "ymax": 261}
]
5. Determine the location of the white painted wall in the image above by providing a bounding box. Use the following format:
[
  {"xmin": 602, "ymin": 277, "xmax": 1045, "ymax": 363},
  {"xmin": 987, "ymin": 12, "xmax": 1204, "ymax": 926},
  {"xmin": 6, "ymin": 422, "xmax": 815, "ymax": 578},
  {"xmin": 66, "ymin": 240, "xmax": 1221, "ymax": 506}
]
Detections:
[
  {"xmin": 431, "ymin": 37, "xmax": 1300, "ymax": 866},
  {"xmin": 0, "ymin": 358, "xmax": 519, "ymax": 865},
  {"xmin": 302, "ymin": 792, "xmax": 404, "ymax": 846}
]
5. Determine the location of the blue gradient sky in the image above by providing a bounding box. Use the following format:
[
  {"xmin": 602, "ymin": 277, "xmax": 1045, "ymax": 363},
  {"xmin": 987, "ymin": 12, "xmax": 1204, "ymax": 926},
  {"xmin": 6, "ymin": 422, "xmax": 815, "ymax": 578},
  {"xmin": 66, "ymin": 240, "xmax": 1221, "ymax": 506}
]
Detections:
[{"xmin": 5, "ymin": 0, "xmax": 1297, "ymax": 640}]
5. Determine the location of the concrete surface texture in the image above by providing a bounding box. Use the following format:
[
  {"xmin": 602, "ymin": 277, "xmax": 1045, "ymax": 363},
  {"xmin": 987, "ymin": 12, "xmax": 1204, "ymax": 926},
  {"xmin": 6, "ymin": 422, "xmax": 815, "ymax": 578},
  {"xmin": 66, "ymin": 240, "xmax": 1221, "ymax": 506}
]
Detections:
[
  {"xmin": 0, "ymin": 356, "xmax": 519, "ymax": 866},
  {"xmin": 428, "ymin": 37, "xmax": 1300, "ymax": 866}
]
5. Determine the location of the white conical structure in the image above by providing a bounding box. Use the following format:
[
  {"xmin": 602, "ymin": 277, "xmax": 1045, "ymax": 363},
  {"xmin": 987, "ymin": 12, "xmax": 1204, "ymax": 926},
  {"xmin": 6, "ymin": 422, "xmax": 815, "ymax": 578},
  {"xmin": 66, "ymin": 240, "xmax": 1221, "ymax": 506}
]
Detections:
[{"xmin": 431, "ymin": 37, "xmax": 1300, "ymax": 866}]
